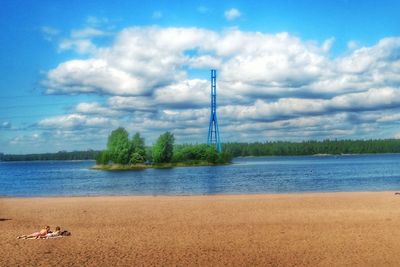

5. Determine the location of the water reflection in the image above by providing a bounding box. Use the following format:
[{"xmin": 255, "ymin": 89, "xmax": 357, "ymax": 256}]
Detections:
[{"xmin": 203, "ymin": 166, "xmax": 220, "ymax": 195}]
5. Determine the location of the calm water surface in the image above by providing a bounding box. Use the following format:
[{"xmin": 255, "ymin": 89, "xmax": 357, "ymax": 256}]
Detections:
[{"xmin": 0, "ymin": 154, "xmax": 399, "ymax": 197}]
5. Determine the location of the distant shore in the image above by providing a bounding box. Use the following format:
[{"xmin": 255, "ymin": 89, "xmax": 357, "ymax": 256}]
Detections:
[
  {"xmin": 3, "ymin": 138, "xmax": 400, "ymax": 162},
  {"xmin": 2, "ymin": 192, "xmax": 400, "ymax": 266},
  {"xmin": 91, "ymin": 161, "xmax": 230, "ymax": 170},
  {"xmin": 3, "ymin": 151, "xmax": 400, "ymax": 162}
]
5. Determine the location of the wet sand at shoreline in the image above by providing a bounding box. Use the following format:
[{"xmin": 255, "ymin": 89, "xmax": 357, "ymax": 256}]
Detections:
[{"xmin": 1, "ymin": 192, "xmax": 400, "ymax": 266}]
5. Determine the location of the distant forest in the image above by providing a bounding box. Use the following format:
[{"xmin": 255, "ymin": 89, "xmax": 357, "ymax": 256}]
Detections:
[
  {"xmin": 223, "ymin": 139, "xmax": 400, "ymax": 157},
  {"xmin": 2, "ymin": 139, "xmax": 400, "ymax": 161},
  {"xmin": 0, "ymin": 150, "xmax": 100, "ymax": 162}
]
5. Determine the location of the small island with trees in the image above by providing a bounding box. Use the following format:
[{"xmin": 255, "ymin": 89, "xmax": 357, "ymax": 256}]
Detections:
[{"xmin": 93, "ymin": 127, "xmax": 232, "ymax": 170}]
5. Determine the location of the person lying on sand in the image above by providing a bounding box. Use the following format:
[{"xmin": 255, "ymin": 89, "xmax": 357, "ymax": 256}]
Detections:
[
  {"xmin": 17, "ymin": 226, "xmax": 50, "ymax": 239},
  {"xmin": 43, "ymin": 226, "xmax": 61, "ymax": 238}
]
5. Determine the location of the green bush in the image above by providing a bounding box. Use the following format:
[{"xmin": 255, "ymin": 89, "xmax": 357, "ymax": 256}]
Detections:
[
  {"xmin": 96, "ymin": 150, "xmax": 110, "ymax": 165},
  {"xmin": 130, "ymin": 152, "xmax": 145, "ymax": 164}
]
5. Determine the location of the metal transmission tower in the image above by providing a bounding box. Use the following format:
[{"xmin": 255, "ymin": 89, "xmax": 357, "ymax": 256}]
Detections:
[{"xmin": 207, "ymin": 69, "xmax": 222, "ymax": 152}]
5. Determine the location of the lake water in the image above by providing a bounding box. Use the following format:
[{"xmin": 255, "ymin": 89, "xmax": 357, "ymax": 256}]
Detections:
[{"xmin": 0, "ymin": 154, "xmax": 399, "ymax": 197}]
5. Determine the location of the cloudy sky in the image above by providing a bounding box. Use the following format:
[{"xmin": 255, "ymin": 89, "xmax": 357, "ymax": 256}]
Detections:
[{"xmin": 1, "ymin": 0, "xmax": 400, "ymax": 154}]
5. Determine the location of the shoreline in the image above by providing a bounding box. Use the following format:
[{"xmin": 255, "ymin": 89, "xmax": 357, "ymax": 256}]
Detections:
[
  {"xmin": 2, "ymin": 152, "xmax": 400, "ymax": 163},
  {"xmin": 2, "ymin": 191, "xmax": 400, "ymax": 266},
  {"xmin": 91, "ymin": 161, "xmax": 230, "ymax": 170},
  {"xmin": 1, "ymin": 189, "xmax": 400, "ymax": 199}
]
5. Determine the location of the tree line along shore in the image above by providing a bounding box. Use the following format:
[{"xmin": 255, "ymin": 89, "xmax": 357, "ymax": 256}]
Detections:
[{"xmin": 2, "ymin": 135, "xmax": 400, "ymax": 162}]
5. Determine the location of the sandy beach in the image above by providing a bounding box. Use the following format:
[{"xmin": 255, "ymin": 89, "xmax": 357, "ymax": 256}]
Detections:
[{"xmin": 1, "ymin": 192, "xmax": 400, "ymax": 266}]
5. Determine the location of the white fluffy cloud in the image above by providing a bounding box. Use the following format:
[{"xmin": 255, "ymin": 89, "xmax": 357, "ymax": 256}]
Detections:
[
  {"xmin": 44, "ymin": 59, "xmax": 144, "ymax": 95},
  {"xmin": 108, "ymin": 96, "xmax": 155, "ymax": 111},
  {"xmin": 154, "ymin": 79, "xmax": 209, "ymax": 108},
  {"xmin": 58, "ymin": 25, "xmax": 110, "ymax": 54},
  {"xmin": 46, "ymin": 27, "xmax": 400, "ymax": 99},
  {"xmin": 59, "ymin": 39, "xmax": 97, "ymax": 54},
  {"xmin": 224, "ymin": 8, "xmax": 241, "ymax": 21},
  {"xmin": 220, "ymin": 87, "xmax": 400, "ymax": 122},
  {"xmin": 75, "ymin": 102, "xmax": 121, "ymax": 117},
  {"xmin": 38, "ymin": 114, "xmax": 111, "ymax": 129},
  {"xmin": 38, "ymin": 26, "xmax": 400, "ymax": 145}
]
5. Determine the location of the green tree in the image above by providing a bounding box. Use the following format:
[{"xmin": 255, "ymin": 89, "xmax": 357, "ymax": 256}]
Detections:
[
  {"xmin": 130, "ymin": 152, "xmax": 144, "ymax": 164},
  {"xmin": 152, "ymin": 132, "xmax": 175, "ymax": 163},
  {"xmin": 96, "ymin": 150, "xmax": 110, "ymax": 165},
  {"xmin": 107, "ymin": 127, "xmax": 131, "ymax": 164},
  {"xmin": 205, "ymin": 145, "xmax": 219, "ymax": 163},
  {"xmin": 130, "ymin": 132, "xmax": 146, "ymax": 164}
]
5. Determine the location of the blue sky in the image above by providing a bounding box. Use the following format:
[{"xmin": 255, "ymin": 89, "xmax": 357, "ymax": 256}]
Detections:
[{"xmin": 1, "ymin": 0, "xmax": 400, "ymax": 154}]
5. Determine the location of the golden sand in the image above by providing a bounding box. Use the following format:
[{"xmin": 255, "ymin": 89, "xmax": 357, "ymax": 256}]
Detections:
[{"xmin": 1, "ymin": 192, "xmax": 400, "ymax": 266}]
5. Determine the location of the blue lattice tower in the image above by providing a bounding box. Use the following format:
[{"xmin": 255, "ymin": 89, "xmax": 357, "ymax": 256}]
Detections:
[{"xmin": 207, "ymin": 69, "xmax": 222, "ymax": 152}]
